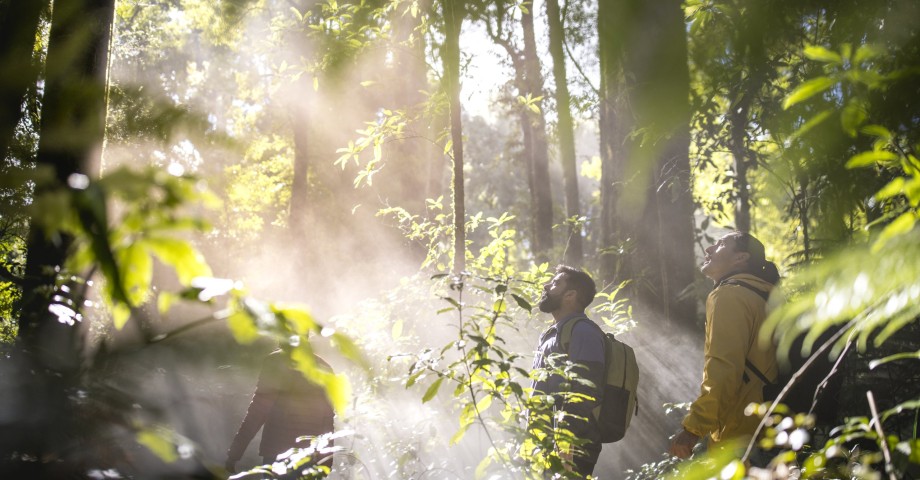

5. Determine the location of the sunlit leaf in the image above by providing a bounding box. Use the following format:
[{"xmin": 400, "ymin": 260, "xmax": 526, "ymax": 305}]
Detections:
[
  {"xmin": 511, "ymin": 294, "xmax": 532, "ymax": 312},
  {"xmin": 112, "ymin": 302, "xmax": 131, "ymax": 330},
  {"xmin": 853, "ymin": 44, "xmax": 885, "ymax": 64},
  {"xmin": 869, "ymin": 350, "xmax": 920, "ymax": 370},
  {"xmin": 227, "ymin": 309, "xmax": 260, "ymax": 344},
  {"xmin": 137, "ymin": 428, "xmax": 178, "ymax": 463},
  {"xmin": 846, "ymin": 150, "xmax": 899, "ymax": 169},
  {"xmin": 872, "ymin": 212, "xmax": 917, "ymax": 252},
  {"xmin": 803, "ymin": 45, "xmax": 842, "ymax": 64},
  {"xmin": 146, "ymin": 237, "xmax": 212, "ymax": 285},
  {"xmin": 331, "ymin": 332, "xmax": 369, "ymax": 370},
  {"xmin": 422, "ymin": 377, "xmax": 443, "ymax": 403},
  {"xmin": 875, "ymin": 177, "xmax": 906, "ymax": 201},
  {"xmin": 783, "ymin": 77, "xmax": 837, "ymax": 110},
  {"xmin": 790, "ymin": 109, "xmax": 833, "ymax": 140}
]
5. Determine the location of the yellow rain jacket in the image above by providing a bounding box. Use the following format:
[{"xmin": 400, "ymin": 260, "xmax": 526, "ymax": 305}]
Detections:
[{"xmin": 683, "ymin": 273, "xmax": 779, "ymax": 445}]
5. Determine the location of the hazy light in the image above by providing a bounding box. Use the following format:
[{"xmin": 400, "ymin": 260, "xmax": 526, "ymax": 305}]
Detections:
[{"xmin": 68, "ymin": 173, "xmax": 90, "ymax": 190}]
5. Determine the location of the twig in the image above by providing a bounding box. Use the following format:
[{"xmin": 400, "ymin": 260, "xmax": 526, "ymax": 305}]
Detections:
[
  {"xmin": 742, "ymin": 313, "xmax": 861, "ymax": 462},
  {"xmin": 867, "ymin": 390, "xmax": 897, "ymax": 480}
]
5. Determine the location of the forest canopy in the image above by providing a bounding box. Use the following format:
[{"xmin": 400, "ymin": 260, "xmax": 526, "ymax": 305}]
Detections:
[{"xmin": 0, "ymin": 0, "xmax": 918, "ymax": 479}]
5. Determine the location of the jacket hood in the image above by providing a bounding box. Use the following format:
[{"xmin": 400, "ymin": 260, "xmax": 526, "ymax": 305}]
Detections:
[{"xmin": 718, "ymin": 272, "xmax": 775, "ymax": 292}]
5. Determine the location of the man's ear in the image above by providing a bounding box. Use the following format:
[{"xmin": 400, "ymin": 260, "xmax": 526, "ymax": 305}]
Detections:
[{"xmin": 734, "ymin": 251, "xmax": 751, "ymax": 266}]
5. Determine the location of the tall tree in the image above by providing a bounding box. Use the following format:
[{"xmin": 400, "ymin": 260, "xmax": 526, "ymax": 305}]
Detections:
[
  {"xmin": 599, "ymin": 0, "xmax": 696, "ymax": 325},
  {"xmin": 520, "ymin": 3, "xmax": 554, "ymax": 263},
  {"xmin": 481, "ymin": 1, "xmax": 554, "ymax": 263},
  {"xmin": 15, "ymin": 0, "xmax": 116, "ymax": 471},
  {"xmin": 443, "ymin": 0, "xmax": 465, "ymax": 273},
  {"xmin": 0, "ymin": 0, "xmax": 48, "ymax": 161},
  {"xmin": 546, "ymin": 0, "xmax": 583, "ymax": 266}
]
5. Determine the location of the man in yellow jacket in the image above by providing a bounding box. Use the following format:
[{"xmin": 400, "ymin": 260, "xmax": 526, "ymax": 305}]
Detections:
[{"xmin": 669, "ymin": 231, "xmax": 781, "ymax": 459}]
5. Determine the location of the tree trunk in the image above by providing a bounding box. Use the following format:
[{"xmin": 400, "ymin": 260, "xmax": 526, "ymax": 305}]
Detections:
[
  {"xmin": 598, "ymin": 0, "xmax": 632, "ymax": 284},
  {"xmin": 729, "ymin": 100, "xmax": 752, "ymax": 232},
  {"xmin": 443, "ymin": 0, "xmax": 465, "ymax": 274},
  {"xmin": 0, "ymin": 0, "xmax": 48, "ymax": 161},
  {"xmin": 289, "ymin": 87, "xmax": 310, "ymax": 237},
  {"xmin": 15, "ymin": 0, "xmax": 115, "ymax": 470},
  {"xmin": 521, "ymin": 5, "xmax": 553, "ymax": 263},
  {"xmin": 599, "ymin": 0, "xmax": 696, "ymax": 326},
  {"xmin": 546, "ymin": 0, "xmax": 583, "ymax": 267},
  {"xmin": 21, "ymin": 0, "xmax": 115, "ymax": 346}
]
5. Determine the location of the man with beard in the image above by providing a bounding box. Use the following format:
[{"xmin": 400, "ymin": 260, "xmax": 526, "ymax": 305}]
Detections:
[{"xmin": 531, "ymin": 265, "xmax": 605, "ymax": 477}]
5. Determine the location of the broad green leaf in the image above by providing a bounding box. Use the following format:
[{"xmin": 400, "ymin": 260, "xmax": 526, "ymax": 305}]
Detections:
[
  {"xmin": 846, "ymin": 150, "xmax": 899, "ymax": 169},
  {"xmin": 475, "ymin": 394, "xmax": 493, "ymax": 413},
  {"xmin": 474, "ymin": 455, "xmax": 492, "ymax": 479},
  {"xmin": 854, "ymin": 44, "xmax": 885, "ymax": 64},
  {"xmin": 118, "ymin": 242, "xmax": 153, "ymax": 305},
  {"xmin": 277, "ymin": 305, "xmax": 316, "ymax": 335},
  {"xmin": 860, "ymin": 124, "xmax": 892, "ymax": 140},
  {"xmin": 872, "ymin": 212, "xmax": 917, "ymax": 253},
  {"xmin": 391, "ymin": 319, "xmax": 403, "ymax": 339},
  {"xmin": 112, "ymin": 302, "xmax": 131, "ymax": 330},
  {"xmin": 803, "ymin": 45, "xmax": 842, "ymax": 64},
  {"xmin": 511, "ymin": 294, "xmax": 532, "ymax": 312},
  {"xmin": 157, "ymin": 292, "xmax": 177, "ymax": 314},
  {"xmin": 227, "ymin": 309, "xmax": 260, "ymax": 344},
  {"xmin": 146, "ymin": 237, "xmax": 212, "ymax": 285},
  {"xmin": 840, "ymin": 102, "xmax": 867, "ymax": 137},
  {"xmin": 137, "ymin": 428, "xmax": 178, "ymax": 463},
  {"xmin": 450, "ymin": 419, "xmax": 472, "ymax": 446},
  {"xmin": 869, "ymin": 350, "xmax": 920, "ymax": 370},
  {"xmin": 422, "ymin": 377, "xmax": 444, "ymax": 403},
  {"xmin": 875, "ymin": 177, "xmax": 906, "ymax": 200},
  {"xmin": 783, "ymin": 77, "xmax": 837, "ymax": 110},
  {"xmin": 331, "ymin": 332, "xmax": 369, "ymax": 370},
  {"xmin": 322, "ymin": 373, "xmax": 352, "ymax": 414},
  {"xmin": 790, "ymin": 109, "xmax": 833, "ymax": 140}
]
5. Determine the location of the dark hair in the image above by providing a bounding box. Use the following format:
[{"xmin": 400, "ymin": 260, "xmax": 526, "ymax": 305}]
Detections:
[
  {"xmin": 555, "ymin": 265, "xmax": 597, "ymax": 310},
  {"xmin": 728, "ymin": 231, "xmax": 780, "ymax": 285}
]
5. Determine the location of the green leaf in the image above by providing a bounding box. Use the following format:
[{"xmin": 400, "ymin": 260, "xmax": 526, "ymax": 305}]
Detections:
[
  {"xmin": 331, "ymin": 332, "xmax": 369, "ymax": 370},
  {"xmin": 846, "ymin": 150, "xmax": 899, "ymax": 169},
  {"xmin": 137, "ymin": 428, "xmax": 178, "ymax": 463},
  {"xmin": 803, "ymin": 45, "xmax": 843, "ymax": 64},
  {"xmin": 872, "ymin": 212, "xmax": 917, "ymax": 253},
  {"xmin": 875, "ymin": 177, "xmax": 906, "ymax": 201},
  {"xmin": 146, "ymin": 237, "xmax": 212, "ymax": 285},
  {"xmin": 869, "ymin": 350, "xmax": 920, "ymax": 370},
  {"xmin": 511, "ymin": 294, "xmax": 532, "ymax": 312},
  {"xmin": 783, "ymin": 77, "xmax": 837, "ymax": 110},
  {"xmin": 790, "ymin": 109, "xmax": 834, "ymax": 140},
  {"xmin": 157, "ymin": 292, "xmax": 177, "ymax": 314},
  {"xmin": 112, "ymin": 302, "xmax": 131, "ymax": 330},
  {"xmin": 860, "ymin": 124, "xmax": 892, "ymax": 140},
  {"xmin": 118, "ymin": 242, "xmax": 153, "ymax": 305},
  {"xmin": 853, "ymin": 44, "xmax": 885, "ymax": 64},
  {"xmin": 422, "ymin": 377, "xmax": 444, "ymax": 403},
  {"xmin": 277, "ymin": 305, "xmax": 316, "ymax": 335},
  {"xmin": 450, "ymin": 419, "xmax": 472, "ymax": 446},
  {"xmin": 474, "ymin": 455, "xmax": 492, "ymax": 479},
  {"xmin": 323, "ymin": 373, "xmax": 352, "ymax": 414},
  {"xmin": 840, "ymin": 102, "xmax": 867, "ymax": 137},
  {"xmin": 227, "ymin": 309, "xmax": 260, "ymax": 344}
]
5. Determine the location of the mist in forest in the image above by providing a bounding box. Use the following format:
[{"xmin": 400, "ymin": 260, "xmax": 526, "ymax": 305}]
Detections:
[{"xmin": 60, "ymin": 2, "xmax": 715, "ymax": 479}]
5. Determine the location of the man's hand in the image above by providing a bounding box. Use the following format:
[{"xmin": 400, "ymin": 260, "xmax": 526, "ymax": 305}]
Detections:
[{"xmin": 668, "ymin": 428, "xmax": 700, "ymax": 459}]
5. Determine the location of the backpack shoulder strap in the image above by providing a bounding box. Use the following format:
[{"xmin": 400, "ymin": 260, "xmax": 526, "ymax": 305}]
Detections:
[
  {"xmin": 719, "ymin": 278, "xmax": 770, "ymax": 301},
  {"xmin": 558, "ymin": 316, "xmax": 591, "ymax": 353},
  {"xmin": 720, "ymin": 279, "xmax": 775, "ymax": 385}
]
